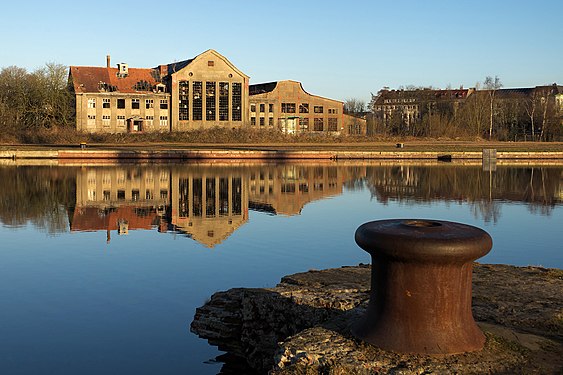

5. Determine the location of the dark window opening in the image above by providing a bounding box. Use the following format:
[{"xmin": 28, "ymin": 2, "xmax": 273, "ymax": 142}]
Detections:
[
  {"xmin": 314, "ymin": 118, "xmax": 324, "ymax": 131},
  {"xmin": 281, "ymin": 103, "xmax": 296, "ymax": 113},
  {"xmin": 179, "ymin": 178, "xmax": 189, "ymax": 218},
  {"xmin": 192, "ymin": 81, "xmax": 203, "ymax": 120},
  {"xmin": 132, "ymin": 99, "xmax": 140, "ymax": 109},
  {"xmin": 117, "ymin": 99, "xmax": 125, "ymax": 109},
  {"xmin": 206, "ymin": 81, "xmax": 216, "ymax": 121},
  {"xmin": 179, "ymin": 81, "xmax": 189, "ymax": 121},
  {"xmin": 259, "ymin": 103, "xmax": 265, "ymax": 113},
  {"xmin": 219, "ymin": 178, "xmax": 228, "ymax": 216},
  {"xmin": 328, "ymin": 118, "xmax": 338, "ymax": 131},
  {"xmin": 314, "ymin": 105, "xmax": 324, "ymax": 113},
  {"xmin": 232, "ymin": 177, "xmax": 242, "ymax": 215},
  {"xmin": 299, "ymin": 103, "xmax": 309, "ymax": 113},
  {"xmin": 232, "ymin": 83, "xmax": 242, "ymax": 121},
  {"xmin": 219, "ymin": 82, "xmax": 229, "ymax": 121},
  {"xmin": 193, "ymin": 178, "xmax": 202, "ymax": 217},
  {"xmin": 160, "ymin": 99, "xmax": 168, "ymax": 110},
  {"xmin": 206, "ymin": 178, "xmax": 216, "ymax": 217}
]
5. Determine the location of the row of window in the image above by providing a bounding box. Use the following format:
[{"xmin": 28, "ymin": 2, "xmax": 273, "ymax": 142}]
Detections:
[
  {"xmin": 249, "ymin": 103, "xmax": 339, "ymax": 115},
  {"xmin": 86, "ymin": 115, "xmax": 168, "ymax": 127},
  {"xmin": 178, "ymin": 80, "xmax": 242, "ymax": 122},
  {"xmin": 249, "ymin": 117, "xmax": 338, "ymax": 131},
  {"xmin": 87, "ymin": 189, "xmax": 169, "ymax": 201},
  {"xmin": 88, "ymin": 98, "xmax": 168, "ymax": 110}
]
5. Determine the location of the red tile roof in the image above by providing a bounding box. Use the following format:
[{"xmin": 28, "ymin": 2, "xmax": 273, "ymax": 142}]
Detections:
[{"xmin": 69, "ymin": 66, "xmax": 161, "ymax": 94}]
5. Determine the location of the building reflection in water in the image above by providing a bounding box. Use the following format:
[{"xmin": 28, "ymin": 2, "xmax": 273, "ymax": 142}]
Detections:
[
  {"xmin": 68, "ymin": 163, "xmax": 562, "ymax": 244},
  {"xmin": 70, "ymin": 164, "xmax": 352, "ymax": 247},
  {"xmin": 72, "ymin": 167, "xmax": 170, "ymax": 243}
]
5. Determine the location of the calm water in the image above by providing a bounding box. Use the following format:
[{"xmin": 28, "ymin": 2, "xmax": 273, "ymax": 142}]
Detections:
[{"xmin": 0, "ymin": 161, "xmax": 561, "ymax": 375}]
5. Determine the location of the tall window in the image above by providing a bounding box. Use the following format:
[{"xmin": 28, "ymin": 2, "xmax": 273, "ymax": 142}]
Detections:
[
  {"xmin": 328, "ymin": 118, "xmax": 338, "ymax": 131},
  {"xmin": 219, "ymin": 82, "xmax": 229, "ymax": 121},
  {"xmin": 206, "ymin": 81, "xmax": 216, "ymax": 121},
  {"xmin": 179, "ymin": 80, "xmax": 189, "ymax": 121},
  {"xmin": 314, "ymin": 118, "xmax": 324, "ymax": 131},
  {"xmin": 192, "ymin": 81, "xmax": 203, "ymax": 120},
  {"xmin": 88, "ymin": 98, "xmax": 96, "ymax": 108},
  {"xmin": 160, "ymin": 99, "xmax": 168, "ymax": 109},
  {"xmin": 132, "ymin": 98, "xmax": 140, "ymax": 109},
  {"xmin": 259, "ymin": 103, "xmax": 265, "ymax": 113},
  {"xmin": 146, "ymin": 99, "xmax": 154, "ymax": 109},
  {"xmin": 117, "ymin": 99, "xmax": 125, "ymax": 109},
  {"xmin": 269, "ymin": 103, "xmax": 274, "ymax": 112},
  {"xmin": 102, "ymin": 98, "xmax": 110, "ymax": 108},
  {"xmin": 232, "ymin": 83, "xmax": 242, "ymax": 121}
]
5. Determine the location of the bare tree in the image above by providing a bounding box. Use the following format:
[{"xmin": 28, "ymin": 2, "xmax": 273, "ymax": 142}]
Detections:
[
  {"xmin": 344, "ymin": 98, "xmax": 366, "ymax": 114},
  {"xmin": 483, "ymin": 76, "xmax": 502, "ymax": 140}
]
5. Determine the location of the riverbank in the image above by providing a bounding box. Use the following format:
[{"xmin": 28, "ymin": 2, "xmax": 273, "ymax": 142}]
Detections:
[
  {"xmin": 190, "ymin": 264, "xmax": 563, "ymax": 374},
  {"xmin": 1, "ymin": 141, "xmax": 563, "ymax": 160}
]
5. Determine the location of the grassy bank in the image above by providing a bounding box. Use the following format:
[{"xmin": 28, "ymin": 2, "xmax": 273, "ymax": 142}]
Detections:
[{"xmin": 1, "ymin": 127, "xmax": 562, "ymax": 153}]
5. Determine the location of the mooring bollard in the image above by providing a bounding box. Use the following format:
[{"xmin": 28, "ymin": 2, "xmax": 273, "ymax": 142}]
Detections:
[{"xmin": 352, "ymin": 219, "xmax": 492, "ymax": 354}]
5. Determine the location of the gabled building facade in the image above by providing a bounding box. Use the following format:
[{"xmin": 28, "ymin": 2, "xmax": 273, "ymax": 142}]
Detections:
[
  {"xmin": 69, "ymin": 50, "xmax": 249, "ymax": 133},
  {"xmin": 249, "ymin": 80, "xmax": 345, "ymax": 134}
]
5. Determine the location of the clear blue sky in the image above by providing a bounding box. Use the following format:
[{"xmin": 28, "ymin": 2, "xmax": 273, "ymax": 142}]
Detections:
[{"xmin": 1, "ymin": 0, "xmax": 561, "ymax": 103}]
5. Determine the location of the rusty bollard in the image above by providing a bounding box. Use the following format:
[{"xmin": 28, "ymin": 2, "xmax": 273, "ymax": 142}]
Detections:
[{"xmin": 352, "ymin": 219, "xmax": 492, "ymax": 354}]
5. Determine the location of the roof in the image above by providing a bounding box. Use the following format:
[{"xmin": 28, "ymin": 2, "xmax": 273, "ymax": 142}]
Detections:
[
  {"xmin": 249, "ymin": 81, "xmax": 278, "ymax": 95},
  {"xmin": 373, "ymin": 89, "xmax": 470, "ymax": 105},
  {"xmin": 70, "ymin": 49, "xmax": 248, "ymax": 94},
  {"xmin": 69, "ymin": 66, "xmax": 161, "ymax": 94}
]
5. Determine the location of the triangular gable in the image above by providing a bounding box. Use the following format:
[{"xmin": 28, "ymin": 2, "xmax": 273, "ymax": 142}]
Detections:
[{"xmin": 172, "ymin": 49, "xmax": 250, "ymax": 79}]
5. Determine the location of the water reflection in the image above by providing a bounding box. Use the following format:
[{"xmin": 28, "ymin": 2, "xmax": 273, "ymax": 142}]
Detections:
[{"xmin": 1, "ymin": 163, "xmax": 561, "ymax": 245}]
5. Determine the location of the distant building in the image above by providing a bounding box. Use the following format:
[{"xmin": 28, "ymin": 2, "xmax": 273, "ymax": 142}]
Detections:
[
  {"xmin": 69, "ymin": 50, "xmax": 250, "ymax": 133},
  {"xmin": 370, "ymin": 88, "xmax": 472, "ymax": 130}
]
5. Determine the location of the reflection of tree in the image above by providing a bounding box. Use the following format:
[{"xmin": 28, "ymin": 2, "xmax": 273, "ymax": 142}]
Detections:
[
  {"xmin": 0, "ymin": 167, "xmax": 76, "ymax": 233},
  {"xmin": 364, "ymin": 166, "xmax": 561, "ymax": 219}
]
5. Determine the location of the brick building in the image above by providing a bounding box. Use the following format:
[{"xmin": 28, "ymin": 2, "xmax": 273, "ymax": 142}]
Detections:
[{"xmin": 69, "ymin": 50, "xmax": 249, "ymax": 133}]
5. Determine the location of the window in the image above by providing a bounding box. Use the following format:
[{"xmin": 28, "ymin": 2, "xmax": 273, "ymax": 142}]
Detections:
[
  {"xmin": 146, "ymin": 99, "xmax": 154, "ymax": 109},
  {"xmin": 179, "ymin": 81, "xmax": 189, "ymax": 121},
  {"xmin": 268, "ymin": 103, "xmax": 274, "ymax": 112},
  {"xmin": 208, "ymin": 60, "xmax": 214, "ymax": 67},
  {"xmin": 259, "ymin": 117, "xmax": 265, "ymax": 126},
  {"xmin": 232, "ymin": 83, "xmax": 242, "ymax": 121},
  {"xmin": 160, "ymin": 99, "xmax": 168, "ymax": 109},
  {"xmin": 117, "ymin": 99, "xmax": 125, "ymax": 109},
  {"xmin": 250, "ymin": 116, "xmax": 256, "ymax": 126},
  {"xmin": 117, "ymin": 115, "xmax": 125, "ymax": 126},
  {"xmin": 131, "ymin": 98, "xmax": 140, "ymax": 109},
  {"xmin": 145, "ymin": 115, "xmax": 153, "ymax": 126},
  {"xmin": 102, "ymin": 115, "xmax": 110, "ymax": 127},
  {"xmin": 103, "ymin": 191, "xmax": 111, "ymax": 201},
  {"xmin": 328, "ymin": 118, "xmax": 338, "ymax": 131},
  {"xmin": 328, "ymin": 108, "xmax": 337, "ymax": 114},
  {"xmin": 88, "ymin": 98, "xmax": 96, "ymax": 108},
  {"xmin": 160, "ymin": 115, "xmax": 168, "ymax": 126},
  {"xmin": 192, "ymin": 81, "xmax": 202, "ymax": 120},
  {"xmin": 206, "ymin": 81, "xmax": 216, "ymax": 121},
  {"xmin": 269, "ymin": 117, "xmax": 274, "ymax": 126},
  {"xmin": 314, "ymin": 105, "xmax": 324, "ymax": 113},
  {"xmin": 219, "ymin": 82, "xmax": 229, "ymax": 121},
  {"xmin": 87, "ymin": 114, "xmax": 96, "ymax": 125},
  {"xmin": 281, "ymin": 103, "xmax": 296, "ymax": 113},
  {"xmin": 299, "ymin": 103, "xmax": 309, "ymax": 113},
  {"xmin": 117, "ymin": 190, "xmax": 125, "ymax": 200},
  {"xmin": 300, "ymin": 117, "xmax": 309, "ymax": 130},
  {"xmin": 102, "ymin": 98, "xmax": 110, "ymax": 108},
  {"xmin": 259, "ymin": 103, "xmax": 265, "ymax": 113},
  {"xmin": 314, "ymin": 118, "xmax": 324, "ymax": 131},
  {"xmin": 250, "ymin": 103, "xmax": 256, "ymax": 112}
]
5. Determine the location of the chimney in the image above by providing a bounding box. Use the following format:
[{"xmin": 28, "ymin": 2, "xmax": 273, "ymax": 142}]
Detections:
[{"xmin": 106, "ymin": 55, "xmax": 111, "ymax": 69}]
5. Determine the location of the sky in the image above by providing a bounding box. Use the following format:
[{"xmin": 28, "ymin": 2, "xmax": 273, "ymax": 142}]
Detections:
[{"xmin": 1, "ymin": 0, "xmax": 561, "ymax": 103}]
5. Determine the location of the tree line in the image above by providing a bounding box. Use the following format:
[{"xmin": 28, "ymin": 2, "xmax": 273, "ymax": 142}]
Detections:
[
  {"xmin": 365, "ymin": 77, "xmax": 562, "ymax": 141},
  {"xmin": 0, "ymin": 63, "xmax": 74, "ymax": 142}
]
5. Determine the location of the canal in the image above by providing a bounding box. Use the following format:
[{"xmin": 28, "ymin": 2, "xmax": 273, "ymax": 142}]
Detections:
[{"xmin": 0, "ymin": 161, "xmax": 561, "ymax": 374}]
